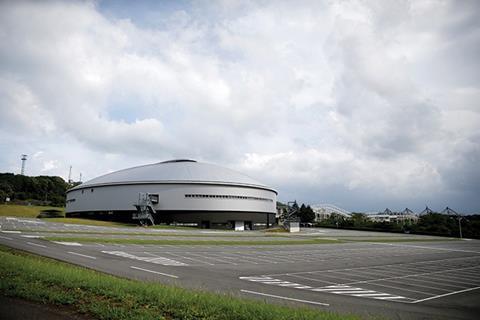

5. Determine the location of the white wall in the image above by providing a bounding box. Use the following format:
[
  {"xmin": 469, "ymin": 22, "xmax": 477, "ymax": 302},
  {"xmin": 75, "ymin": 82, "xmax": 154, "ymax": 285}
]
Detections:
[
  {"xmin": 66, "ymin": 183, "xmax": 276, "ymax": 214},
  {"xmin": 234, "ymin": 221, "xmax": 245, "ymax": 231}
]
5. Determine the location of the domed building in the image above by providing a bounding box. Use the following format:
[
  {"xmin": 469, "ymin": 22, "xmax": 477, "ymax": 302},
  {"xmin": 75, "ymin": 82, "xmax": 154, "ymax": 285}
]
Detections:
[{"xmin": 65, "ymin": 160, "xmax": 277, "ymax": 230}]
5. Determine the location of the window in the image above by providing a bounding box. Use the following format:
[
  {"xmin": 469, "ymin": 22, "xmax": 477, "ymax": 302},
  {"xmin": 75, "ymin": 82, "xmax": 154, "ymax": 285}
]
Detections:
[
  {"xmin": 184, "ymin": 194, "xmax": 273, "ymax": 202},
  {"xmin": 148, "ymin": 194, "xmax": 159, "ymax": 204}
]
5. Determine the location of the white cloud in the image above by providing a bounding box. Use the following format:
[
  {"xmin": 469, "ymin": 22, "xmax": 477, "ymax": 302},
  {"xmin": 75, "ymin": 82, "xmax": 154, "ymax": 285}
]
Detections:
[
  {"xmin": 0, "ymin": 0, "xmax": 479, "ymax": 212},
  {"xmin": 40, "ymin": 159, "xmax": 60, "ymax": 173}
]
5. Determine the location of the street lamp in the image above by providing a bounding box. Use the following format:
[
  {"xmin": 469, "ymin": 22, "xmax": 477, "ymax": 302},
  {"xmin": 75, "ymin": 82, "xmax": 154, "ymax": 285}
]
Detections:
[{"xmin": 457, "ymin": 215, "xmax": 463, "ymax": 239}]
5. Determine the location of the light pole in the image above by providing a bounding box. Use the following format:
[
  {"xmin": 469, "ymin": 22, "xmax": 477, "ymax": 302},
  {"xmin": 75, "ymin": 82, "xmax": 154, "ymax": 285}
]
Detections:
[{"xmin": 458, "ymin": 216, "xmax": 463, "ymax": 239}]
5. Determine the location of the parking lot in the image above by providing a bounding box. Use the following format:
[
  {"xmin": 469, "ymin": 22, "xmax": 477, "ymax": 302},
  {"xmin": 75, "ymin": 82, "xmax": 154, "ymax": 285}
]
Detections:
[
  {"xmin": 1, "ymin": 216, "xmax": 479, "ymax": 319},
  {"xmin": 241, "ymin": 254, "xmax": 480, "ymax": 303}
]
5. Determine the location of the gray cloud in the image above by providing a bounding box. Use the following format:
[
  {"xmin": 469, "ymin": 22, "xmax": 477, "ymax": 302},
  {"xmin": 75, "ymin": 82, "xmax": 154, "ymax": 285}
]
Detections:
[{"xmin": 0, "ymin": 0, "xmax": 479, "ymax": 212}]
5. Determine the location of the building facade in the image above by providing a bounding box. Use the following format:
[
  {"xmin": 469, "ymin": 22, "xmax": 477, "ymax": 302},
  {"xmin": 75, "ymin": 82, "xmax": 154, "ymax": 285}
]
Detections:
[{"xmin": 66, "ymin": 160, "xmax": 277, "ymax": 229}]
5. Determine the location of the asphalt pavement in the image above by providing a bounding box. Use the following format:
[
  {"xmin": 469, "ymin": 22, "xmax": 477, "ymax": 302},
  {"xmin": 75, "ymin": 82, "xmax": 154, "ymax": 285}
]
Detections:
[{"xmin": 1, "ymin": 216, "xmax": 479, "ymax": 320}]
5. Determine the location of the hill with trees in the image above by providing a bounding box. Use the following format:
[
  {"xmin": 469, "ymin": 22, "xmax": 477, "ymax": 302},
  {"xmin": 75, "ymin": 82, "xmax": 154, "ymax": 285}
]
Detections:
[{"xmin": 0, "ymin": 173, "xmax": 69, "ymax": 207}]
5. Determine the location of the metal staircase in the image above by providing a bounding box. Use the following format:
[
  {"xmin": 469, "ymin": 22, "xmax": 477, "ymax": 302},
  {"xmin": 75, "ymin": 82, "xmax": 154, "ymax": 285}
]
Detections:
[
  {"xmin": 282, "ymin": 201, "xmax": 301, "ymax": 232},
  {"xmin": 133, "ymin": 193, "xmax": 156, "ymax": 226}
]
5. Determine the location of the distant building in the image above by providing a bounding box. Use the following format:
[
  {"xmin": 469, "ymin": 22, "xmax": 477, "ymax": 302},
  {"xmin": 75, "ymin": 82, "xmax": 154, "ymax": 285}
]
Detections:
[
  {"xmin": 367, "ymin": 208, "xmax": 418, "ymax": 223},
  {"xmin": 311, "ymin": 204, "xmax": 351, "ymax": 222}
]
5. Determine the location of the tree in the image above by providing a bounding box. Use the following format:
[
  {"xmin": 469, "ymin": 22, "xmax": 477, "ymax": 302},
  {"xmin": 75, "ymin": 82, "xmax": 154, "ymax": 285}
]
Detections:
[
  {"xmin": 297, "ymin": 203, "xmax": 315, "ymax": 223},
  {"xmin": 351, "ymin": 213, "xmax": 367, "ymax": 227},
  {"xmin": 0, "ymin": 173, "xmax": 68, "ymax": 206}
]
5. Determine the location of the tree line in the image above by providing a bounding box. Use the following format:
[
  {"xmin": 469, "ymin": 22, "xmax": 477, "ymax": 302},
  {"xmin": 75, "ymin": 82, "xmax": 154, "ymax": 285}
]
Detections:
[
  {"xmin": 318, "ymin": 212, "xmax": 480, "ymax": 239},
  {"xmin": 0, "ymin": 173, "xmax": 69, "ymax": 207}
]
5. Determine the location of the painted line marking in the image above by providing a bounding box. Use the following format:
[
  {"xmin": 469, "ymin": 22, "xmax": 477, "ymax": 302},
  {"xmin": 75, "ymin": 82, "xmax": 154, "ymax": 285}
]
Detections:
[
  {"xmin": 240, "ymin": 289, "xmax": 329, "ymax": 306},
  {"xmin": 52, "ymin": 241, "xmax": 83, "ymax": 246},
  {"xmin": 265, "ymin": 255, "xmax": 480, "ymax": 277},
  {"xmin": 102, "ymin": 251, "xmax": 187, "ymax": 266},
  {"xmin": 189, "ymin": 252, "xmax": 237, "ymax": 265},
  {"xmin": 371, "ymin": 242, "xmax": 480, "ymax": 254},
  {"xmin": 240, "ymin": 276, "xmax": 413, "ymax": 302},
  {"xmin": 376, "ymin": 295, "xmax": 410, "ymax": 300},
  {"xmin": 1, "ymin": 230, "xmax": 21, "ymax": 234},
  {"xmin": 21, "ymin": 235, "xmax": 43, "ymax": 238},
  {"xmin": 130, "ymin": 266, "xmax": 178, "ymax": 279},
  {"xmin": 331, "ymin": 290, "xmax": 376, "ymax": 294},
  {"xmin": 165, "ymin": 252, "xmax": 214, "ymax": 265},
  {"xmin": 16, "ymin": 219, "xmax": 45, "ymax": 224},
  {"xmin": 68, "ymin": 251, "xmax": 97, "ymax": 259},
  {"xmin": 0, "ymin": 235, "xmax": 13, "ymax": 240},
  {"xmin": 411, "ymin": 286, "xmax": 480, "ymax": 304},
  {"xmin": 27, "ymin": 242, "xmax": 47, "ymax": 248}
]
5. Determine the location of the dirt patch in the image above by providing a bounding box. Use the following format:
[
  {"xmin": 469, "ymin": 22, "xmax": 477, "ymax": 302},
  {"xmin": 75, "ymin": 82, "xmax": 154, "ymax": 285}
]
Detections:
[{"xmin": 0, "ymin": 295, "xmax": 94, "ymax": 320}]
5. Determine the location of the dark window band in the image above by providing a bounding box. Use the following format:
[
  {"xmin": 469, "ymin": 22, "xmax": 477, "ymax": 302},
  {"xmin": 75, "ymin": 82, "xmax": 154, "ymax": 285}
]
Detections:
[{"xmin": 185, "ymin": 194, "xmax": 273, "ymax": 202}]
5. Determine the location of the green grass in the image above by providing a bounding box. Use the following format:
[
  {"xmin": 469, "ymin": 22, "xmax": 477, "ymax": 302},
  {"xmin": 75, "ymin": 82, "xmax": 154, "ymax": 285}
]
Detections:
[
  {"xmin": 0, "ymin": 245, "xmax": 357, "ymax": 320},
  {"xmin": 42, "ymin": 217, "xmax": 136, "ymax": 227},
  {"xmin": 264, "ymin": 226, "xmax": 288, "ymax": 233},
  {"xmin": 3, "ymin": 229, "xmax": 289, "ymax": 238},
  {"xmin": 0, "ymin": 204, "xmax": 65, "ymax": 218},
  {"xmin": 0, "ymin": 204, "xmax": 135, "ymax": 227},
  {"xmin": 343, "ymin": 238, "xmax": 458, "ymax": 243},
  {"xmin": 150, "ymin": 224, "xmax": 202, "ymax": 230},
  {"xmin": 44, "ymin": 236, "xmax": 343, "ymax": 246}
]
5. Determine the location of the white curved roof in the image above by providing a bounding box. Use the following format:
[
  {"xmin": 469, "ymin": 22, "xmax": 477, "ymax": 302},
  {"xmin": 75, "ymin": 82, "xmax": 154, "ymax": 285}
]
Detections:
[{"xmin": 70, "ymin": 160, "xmax": 276, "ymax": 193}]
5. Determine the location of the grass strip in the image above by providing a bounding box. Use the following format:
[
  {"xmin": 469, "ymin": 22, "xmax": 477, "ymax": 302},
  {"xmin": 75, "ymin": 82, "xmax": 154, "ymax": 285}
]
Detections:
[
  {"xmin": 0, "ymin": 204, "xmax": 65, "ymax": 218},
  {"xmin": 44, "ymin": 236, "xmax": 343, "ymax": 246},
  {"xmin": 343, "ymin": 238, "xmax": 458, "ymax": 243},
  {"xmin": 0, "ymin": 245, "xmax": 357, "ymax": 320},
  {"xmin": 41, "ymin": 217, "xmax": 136, "ymax": 227},
  {"xmin": 5, "ymin": 229, "xmax": 289, "ymax": 238}
]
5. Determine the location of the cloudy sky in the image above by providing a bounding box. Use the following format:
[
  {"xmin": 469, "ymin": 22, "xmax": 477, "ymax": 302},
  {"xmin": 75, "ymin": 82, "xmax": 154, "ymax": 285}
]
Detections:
[{"xmin": 0, "ymin": 0, "xmax": 479, "ymax": 213}]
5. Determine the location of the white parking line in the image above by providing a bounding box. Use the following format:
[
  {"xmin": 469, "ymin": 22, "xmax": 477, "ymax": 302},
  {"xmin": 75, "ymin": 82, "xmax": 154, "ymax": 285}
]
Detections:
[
  {"xmin": 373, "ymin": 242, "xmax": 480, "ymax": 254},
  {"xmin": 52, "ymin": 241, "xmax": 83, "ymax": 246},
  {"xmin": 267, "ymin": 256, "xmax": 480, "ymax": 277},
  {"xmin": 343, "ymin": 265, "xmax": 480, "ymax": 287},
  {"xmin": 384, "ymin": 278, "xmax": 451, "ymax": 293},
  {"xmin": 130, "ymin": 266, "xmax": 178, "ymax": 278},
  {"xmin": 1, "ymin": 230, "xmax": 21, "ymax": 233},
  {"xmin": 430, "ymin": 272, "xmax": 480, "ymax": 285},
  {"xmin": 238, "ymin": 253, "xmax": 276, "ymax": 264},
  {"xmin": 170, "ymin": 252, "xmax": 213, "ymax": 265},
  {"xmin": 240, "ymin": 276, "xmax": 412, "ymax": 302},
  {"xmin": 68, "ymin": 251, "xmax": 97, "ymax": 259},
  {"xmin": 376, "ymin": 279, "xmax": 445, "ymax": 296},
  {"xmin": 240, "ymin": 289, "xmax": 329, "ymax": 306},
  {"xmin": 189, "ymin": 252, "xmax": 238, "ymax": 265},
  {"xmin": 27, "ymin": 242, "xmax": 47, "ymax": 248},
  {"xmin": 102, "ymin": 251, "xmax": 186, "ymax": 266},
  {"xmin": 0, "ymin": 235, "xmax": 13, "ymax": 240},
  {"xmin": 401, "ymin": 276, "xmax": 464, "ymax": 289},
  {"xmin": 412, "ymin": 286, "xmax": 480, "ymax": 304}
]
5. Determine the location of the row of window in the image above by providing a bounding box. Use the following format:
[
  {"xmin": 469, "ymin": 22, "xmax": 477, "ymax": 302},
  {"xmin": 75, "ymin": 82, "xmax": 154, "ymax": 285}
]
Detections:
[{"xmin": 185, "ymin": 194, "xmax": 273, "ymax": 202}]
